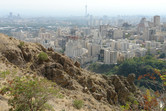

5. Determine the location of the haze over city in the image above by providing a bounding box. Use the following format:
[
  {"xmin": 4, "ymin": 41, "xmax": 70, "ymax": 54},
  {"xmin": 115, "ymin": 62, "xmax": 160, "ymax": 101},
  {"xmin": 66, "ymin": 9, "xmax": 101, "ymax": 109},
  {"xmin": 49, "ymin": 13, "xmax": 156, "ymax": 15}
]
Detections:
[{"xmin": 1, "ymin": 0, "xmax": 166, "ymax": 17}]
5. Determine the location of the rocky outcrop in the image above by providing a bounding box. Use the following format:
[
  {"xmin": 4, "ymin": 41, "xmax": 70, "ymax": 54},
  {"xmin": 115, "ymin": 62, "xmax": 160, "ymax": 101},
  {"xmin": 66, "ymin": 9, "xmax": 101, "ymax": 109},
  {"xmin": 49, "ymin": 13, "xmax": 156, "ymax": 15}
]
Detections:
[
  {"xmin": 74, "ymin": 61, "xmax": 81, "ymax": 68},
  {"xmin": 0, "ymin": 34, "xmax": 46, "ymax": 67},
  {"xmin": 33, "ymin": 52, "xmax": 143, "ymax": 106},
  {"xmin": 0, "ymin": 34, "xmax": 144, "ymax": 110}
]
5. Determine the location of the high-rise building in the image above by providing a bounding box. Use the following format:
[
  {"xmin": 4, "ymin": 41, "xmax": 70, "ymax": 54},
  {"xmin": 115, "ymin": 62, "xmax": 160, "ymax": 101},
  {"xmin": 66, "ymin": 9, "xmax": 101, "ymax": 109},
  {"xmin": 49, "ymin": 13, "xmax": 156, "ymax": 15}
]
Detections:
[
  {"xmin": 154, "ymin": 15, "xmax": 160, "ymax": 27},
  {"xmin": 87, "ymin": 43, "xmax": 100, "ymax": 57},
  {"xmin": 104, "ymin": 49, "xmax": 117, "ymax": 64}
]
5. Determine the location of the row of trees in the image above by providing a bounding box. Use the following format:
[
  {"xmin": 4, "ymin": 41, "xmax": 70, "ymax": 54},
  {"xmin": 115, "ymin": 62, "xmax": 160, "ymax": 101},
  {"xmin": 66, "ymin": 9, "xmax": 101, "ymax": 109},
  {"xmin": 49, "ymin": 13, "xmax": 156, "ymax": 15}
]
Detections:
[
  {"xmin": 89, "ymin": 55, "xmax": 166, "ymax": 110},
  {"xmin": 90, "ymin": 55, "xmax": 166, "ymax": 79},
  {"xmin": 89, "ymin": 55, "xmax": 166, "ymax": 90}
]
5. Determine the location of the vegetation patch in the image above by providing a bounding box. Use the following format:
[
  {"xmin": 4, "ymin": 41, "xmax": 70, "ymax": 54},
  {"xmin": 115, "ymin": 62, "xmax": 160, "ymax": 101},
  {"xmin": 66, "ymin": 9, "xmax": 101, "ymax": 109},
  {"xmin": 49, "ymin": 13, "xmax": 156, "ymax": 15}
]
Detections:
[
  {"xmin": 38, "ymin": 52, "xmax": 48, "ymax": 61},
  {"xmin": 18, "ymin": 41, "xmax": 25, "ymax": 48},
  {"xmin": 0, "ymin": 70, "xmax": 10, "ymax": 78},
  {"xmin": 0, "ymin": 74, "xmax": 58, "ymax": 111},
  {"xmin": 73, "ymin": 99, "xmax": 84, "ymax": 109}
]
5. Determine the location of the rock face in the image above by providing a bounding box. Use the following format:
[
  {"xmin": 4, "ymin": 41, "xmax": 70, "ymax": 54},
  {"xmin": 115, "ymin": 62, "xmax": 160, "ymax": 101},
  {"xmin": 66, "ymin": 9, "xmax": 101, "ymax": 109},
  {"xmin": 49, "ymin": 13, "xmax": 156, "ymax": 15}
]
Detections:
[
  {"xmin": 0, "ymin": 34, "xmax": 144, "ymax": 110},
  {"xmin": 0, "ymin": 34, "xmax": 45, "ymax": 67}
]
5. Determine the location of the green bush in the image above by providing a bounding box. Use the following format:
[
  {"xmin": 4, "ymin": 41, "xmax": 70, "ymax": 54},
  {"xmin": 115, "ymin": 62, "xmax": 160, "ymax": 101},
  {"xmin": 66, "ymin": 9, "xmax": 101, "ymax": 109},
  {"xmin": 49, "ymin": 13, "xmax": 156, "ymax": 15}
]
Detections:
[
  {"xmin": 73, "ymin": 99, "xmax": 84, "ymax": 109},
  {"xmin": 120, "ymin": 102, "xmax": 131, "ymax": 111},
  {"xmin": 18, "ymin": 41, "xmax": 24, "ymax": 48},
  {"xmin": 0, "ymin": 75, "xmax": 58, "ymax": 111},
  {"xmin": 38, "ymin": 52, "xmax": 48, "ymax": 61}
]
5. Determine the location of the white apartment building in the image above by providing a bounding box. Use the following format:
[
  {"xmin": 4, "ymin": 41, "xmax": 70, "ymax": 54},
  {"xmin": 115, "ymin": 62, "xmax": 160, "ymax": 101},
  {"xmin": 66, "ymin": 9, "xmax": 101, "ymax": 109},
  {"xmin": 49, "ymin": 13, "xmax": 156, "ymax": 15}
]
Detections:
[
  {"xmin": 87, "ymin": 43, "xmax": 101, "ymax": 57},
  {"xmin": 65, "ymin": 40, "xmax": 88, "ymax": 58},
  {"xmin": 104, "ymin": 49, "xmax": 118, "ymax": 64}
]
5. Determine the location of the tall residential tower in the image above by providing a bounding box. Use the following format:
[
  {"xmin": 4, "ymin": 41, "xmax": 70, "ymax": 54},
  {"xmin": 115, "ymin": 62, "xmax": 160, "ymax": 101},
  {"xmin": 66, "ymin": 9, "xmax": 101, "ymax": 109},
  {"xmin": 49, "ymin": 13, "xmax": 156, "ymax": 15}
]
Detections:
[{"xmin": 154, "ymin": 15, "xmax": 160, "ymax": 27}]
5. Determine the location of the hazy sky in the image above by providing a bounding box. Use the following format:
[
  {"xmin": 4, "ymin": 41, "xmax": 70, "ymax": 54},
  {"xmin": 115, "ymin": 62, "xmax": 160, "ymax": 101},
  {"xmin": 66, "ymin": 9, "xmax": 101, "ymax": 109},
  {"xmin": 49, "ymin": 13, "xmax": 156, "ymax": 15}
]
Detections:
[{"xmin": 0, "ymin": 0, "xmax": 166, "ymax": 17}]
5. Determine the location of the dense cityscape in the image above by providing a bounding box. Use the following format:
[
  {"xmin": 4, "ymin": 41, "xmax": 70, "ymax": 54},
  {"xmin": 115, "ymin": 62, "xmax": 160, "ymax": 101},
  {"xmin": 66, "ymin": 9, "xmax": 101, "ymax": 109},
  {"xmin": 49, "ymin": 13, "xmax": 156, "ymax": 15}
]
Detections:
[{"xmin": 1, "ymin": 12, "xmax": 166, "ymax": 66}]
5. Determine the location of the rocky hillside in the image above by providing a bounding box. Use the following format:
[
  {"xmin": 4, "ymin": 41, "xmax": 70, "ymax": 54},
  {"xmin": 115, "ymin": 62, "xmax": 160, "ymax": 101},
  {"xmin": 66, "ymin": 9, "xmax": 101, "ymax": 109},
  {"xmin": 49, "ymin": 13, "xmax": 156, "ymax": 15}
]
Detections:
[{"xmin": 0, "ymin": 34, "xmax": 144, "ymax": 111}]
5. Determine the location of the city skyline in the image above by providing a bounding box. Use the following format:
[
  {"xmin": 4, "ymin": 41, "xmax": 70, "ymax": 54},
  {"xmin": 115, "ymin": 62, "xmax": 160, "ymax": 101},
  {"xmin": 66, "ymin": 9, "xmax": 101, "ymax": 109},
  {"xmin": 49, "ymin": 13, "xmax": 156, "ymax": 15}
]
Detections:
[{"xmin": 0, "ymin": 0, "xmax": 166, "ymax": 17}]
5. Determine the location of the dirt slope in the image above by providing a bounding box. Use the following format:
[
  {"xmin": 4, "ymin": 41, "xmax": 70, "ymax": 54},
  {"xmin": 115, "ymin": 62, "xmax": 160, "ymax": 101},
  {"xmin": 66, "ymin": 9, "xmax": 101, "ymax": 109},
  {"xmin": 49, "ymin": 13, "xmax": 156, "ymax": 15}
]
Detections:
[{"xmin": 0, "ymin": 34, "xmax": 144, "ymax": 111}]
